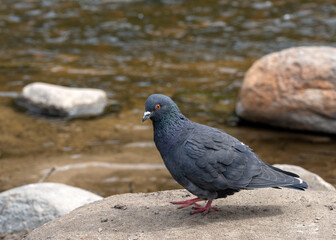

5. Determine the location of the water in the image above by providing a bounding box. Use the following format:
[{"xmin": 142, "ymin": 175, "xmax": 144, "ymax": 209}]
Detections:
[{"xmin": 0, "ymin": 0, "xmax": 335, "ymax": 196}]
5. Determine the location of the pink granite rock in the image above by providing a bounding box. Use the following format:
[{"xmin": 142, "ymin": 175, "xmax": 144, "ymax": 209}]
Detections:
[{"xmin": 236, "ymin": 46, "xmax": 336, "ymax": 134}]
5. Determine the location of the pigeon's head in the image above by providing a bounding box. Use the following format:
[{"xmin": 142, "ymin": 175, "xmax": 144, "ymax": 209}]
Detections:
[{"xmin": 142, "ymin": 94, "xmax": 180, "ymax": 123}]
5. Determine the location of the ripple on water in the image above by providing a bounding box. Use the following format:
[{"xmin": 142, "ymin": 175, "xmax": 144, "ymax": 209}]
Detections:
[
  {"xmin": 103, "ymin": 177, "xmax": 131, "ymax": 183},
  {"xmin": 124, "ymin": 142, "xmax": 156, "ymax": 148},
  {"xmin": 0, "ymin": 92, "xmax": 20, "ymax": 98},
  {"xmin": 41, "ymin": 162, "xmax": 165, "ymax": 174}
]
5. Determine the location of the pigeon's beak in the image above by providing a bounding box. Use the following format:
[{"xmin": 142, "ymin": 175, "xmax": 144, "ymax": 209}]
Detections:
[{"xmin": 142, "ymin": 111, "xmax": 152, "ymax": 122}]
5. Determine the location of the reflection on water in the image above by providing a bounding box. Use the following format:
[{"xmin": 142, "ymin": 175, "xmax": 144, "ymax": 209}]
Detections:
[{"xmin": 0, "ymin": 0, "xmax": 335, "ymax": 195}]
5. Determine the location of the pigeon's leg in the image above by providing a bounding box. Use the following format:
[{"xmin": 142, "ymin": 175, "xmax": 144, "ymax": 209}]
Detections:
[
  {"xmin": 190, "ymin": 200, "xmax": 219, "ymax": 215},
  {"xmin": 170, "ymin": 197, "xmax": 202, "ymax": 208}
]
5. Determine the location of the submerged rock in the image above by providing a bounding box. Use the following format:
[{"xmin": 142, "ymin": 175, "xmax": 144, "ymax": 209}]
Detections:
[
  {"xmin": 236, "ymin": 46, "xmax": 336, "ymax": 134},
  {"xmin": 17, "ymin": 82, "xmax": 107, "ymax": 118},
  {"xmin": 0, "ymin": 183, "xmax": 102, "ymax": 233}
]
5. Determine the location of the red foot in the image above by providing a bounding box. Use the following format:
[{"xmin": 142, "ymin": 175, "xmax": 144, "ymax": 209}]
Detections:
[
  {"xmin": 170, "ymin": 197, "xmax": 201, "ymax": 209},
  {"xmin": 171, "ymin": 198, "xmax": 219, "ymax": 214},
  {"xmin": 191, "ymin": 200, "xmax": 219, "ymax": 215}
]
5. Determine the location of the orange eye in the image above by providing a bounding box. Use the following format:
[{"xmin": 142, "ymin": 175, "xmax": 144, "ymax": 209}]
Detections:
[{"xmin": 155, "ymin": 104, "xmax": 161, "ymax": 110}]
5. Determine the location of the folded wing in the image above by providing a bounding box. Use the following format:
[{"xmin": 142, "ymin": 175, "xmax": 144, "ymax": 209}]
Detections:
[{"xmin": 182, "ymin": 123, "xmax": 307, "ymax": 193}]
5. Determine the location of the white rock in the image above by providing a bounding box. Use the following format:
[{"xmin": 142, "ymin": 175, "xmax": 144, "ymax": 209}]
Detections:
[
  {"xmin": 19, "ymin": 82, "xmax": 107, "ymax": 118},
  {"xmin": 273, "ymin": 164, "xmax": 335, "ymax": 191},
  {"xmin": 0, "ymin": 183, "xmax": 102, "ymax": 233}
]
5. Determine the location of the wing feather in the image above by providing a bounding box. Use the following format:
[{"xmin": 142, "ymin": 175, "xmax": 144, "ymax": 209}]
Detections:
[
  {"xmin": 182, "ymin": 124, "xmax": 262, "ymax": 190},
  {"xmin": 181, "ymin": 123, "xmax": 306, "ymax": 194}
]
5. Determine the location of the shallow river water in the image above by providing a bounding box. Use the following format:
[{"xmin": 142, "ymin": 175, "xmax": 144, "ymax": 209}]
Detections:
[{"xmin": 0, "ymin": 0, "xmax": 335, "ymax": 196}]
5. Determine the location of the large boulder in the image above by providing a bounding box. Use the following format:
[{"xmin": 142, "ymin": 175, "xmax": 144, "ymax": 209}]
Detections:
[
  {"xmin": 0, "ymin": 183, "xmax": 102, "ymax": 233},
  {"xmin": 17, "ymin": 82, "xmax": 107, "ymax": 118},
  {"xmin": 26, "ymin": 188, "xmax": 336, "ymax": 240},
  {"xmin": 236, "ymin": 46, "xmax": 336, "ymax": 134}
]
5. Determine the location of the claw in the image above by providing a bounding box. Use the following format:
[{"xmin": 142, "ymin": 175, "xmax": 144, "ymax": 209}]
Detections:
[
  {"xmin": 190, "ymin": 200, "xmax": 218, "ymax": 215},
  {"xmin": 170, "ymin": 197, "xmax": 201, "ymax": 208},
  {"xmin": 171, "ymin": 198, "xmax": 219, "ymax": 215}
]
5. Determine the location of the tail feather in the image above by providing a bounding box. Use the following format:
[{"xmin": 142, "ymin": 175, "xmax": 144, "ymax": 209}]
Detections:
[
  {"xmin": 247, "ymin": 164, "xmax": 308, "ymax": 190},
  {"xmin": 265, "ymin": 163, "xmax": 299, "ymax": 178},
  {"xmin": 283, "ymin": 178, "xmax": 308, "ymax": 191}
]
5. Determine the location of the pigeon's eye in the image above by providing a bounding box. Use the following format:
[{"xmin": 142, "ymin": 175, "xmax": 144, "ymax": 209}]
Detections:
[{"xmin": 155, "ymin": 104, "xmax": 161, "ymax": 110}]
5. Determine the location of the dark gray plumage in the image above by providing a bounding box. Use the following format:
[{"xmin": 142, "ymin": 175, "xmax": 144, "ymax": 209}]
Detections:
[{"xmin": 143, "ymin": 94, "xmax": 308, "ymax": 214}]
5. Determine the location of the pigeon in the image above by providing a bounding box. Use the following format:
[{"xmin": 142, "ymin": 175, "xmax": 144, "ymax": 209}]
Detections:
[{"xmin": 142, "ymin": 94, "xmax": 308, "ymax": 215}]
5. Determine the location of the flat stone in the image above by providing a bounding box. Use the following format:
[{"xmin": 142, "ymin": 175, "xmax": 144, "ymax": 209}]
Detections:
[
  {"xmin": 0, "ymin": 183, "xmax": 102, "ymax": 233},
  {"xmin": 17, "ymin": 82, "xmax": 107, "ymax": 118},
  {"xmin": 236, "ymin": 46, "xmax": 336, "ymax": 134},
  {"xmin": 26, "ymin": 187, "xmax": 336, "ymax": 240}
]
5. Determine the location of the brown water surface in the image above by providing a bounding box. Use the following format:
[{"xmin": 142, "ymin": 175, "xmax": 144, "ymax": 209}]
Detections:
[{"xmin": 0, "ymin": 0, "xmax": 335, "ymax": 196}]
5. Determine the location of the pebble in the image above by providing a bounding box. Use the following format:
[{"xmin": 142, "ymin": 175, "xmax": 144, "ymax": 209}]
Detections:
[
  {"xmin": 114, "ymin": 204, "xmax": 127, "ymax": 210},
  {"xmin": 100, "ymin": 218, "xmax": 108, "ymax": 223},
  {"xmin": 325, "ymin": 205, "xmax": 334, "ymax": 211}
]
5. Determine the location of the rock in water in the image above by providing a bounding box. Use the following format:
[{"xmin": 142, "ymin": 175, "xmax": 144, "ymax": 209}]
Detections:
[
  {"xmin": 143, "ymin": 94, "xmax": 308, "ymax": 215},
  {"xmin": 17, "ymin": 82, "xmax": 107, "ymax": 118},
  {"xmin": 0, "ymin": 183, "xmax": 102, "ymax": 233},
  {"xmin": 236, "ymin": 46, "xmax": 336, "ymax": 134}
]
